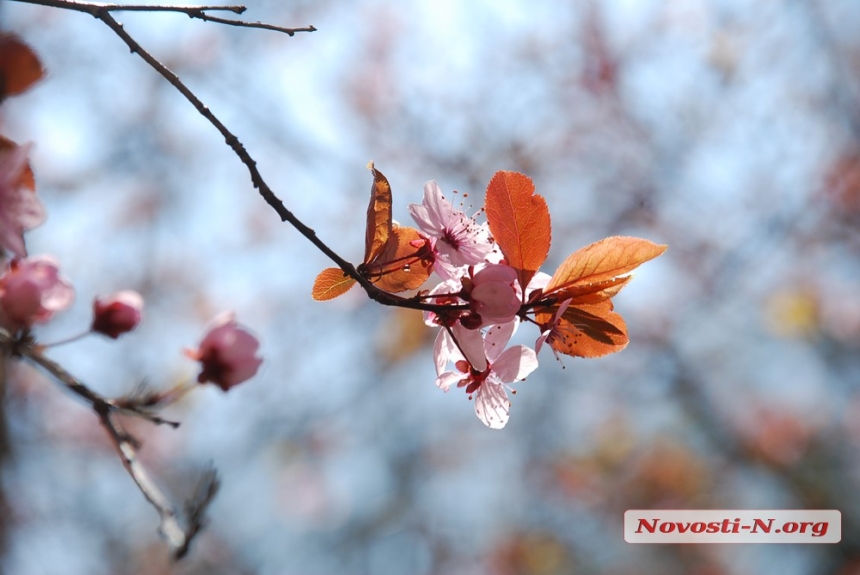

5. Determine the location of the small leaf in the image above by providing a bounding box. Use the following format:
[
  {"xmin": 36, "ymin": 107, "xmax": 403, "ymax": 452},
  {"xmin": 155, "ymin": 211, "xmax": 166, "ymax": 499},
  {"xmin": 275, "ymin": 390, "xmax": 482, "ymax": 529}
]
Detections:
[
  {"xmin": 312, "ymin": 267, "xmax": 357, "ymax": 301},
  {"xmin": 367, "ymin": 225, "xmax": 433, "ymax": 293},
  {"xmin": 0, "ymin": 34, "xmax": 45, "ymax": 101},
  {"xmin": 484, "ymin": 171, "xmax": 551, "ymax": 292},
  {"xmin": 545, "ymin": 236, "xmax": 666, "ymax": 294},
  {"xmin": 535, "ymin": 300, "xmax": 628, "ymax": 358},
  {"xmin": 364, "ymin": 162, "xmax": 393, "ymax": 264}
]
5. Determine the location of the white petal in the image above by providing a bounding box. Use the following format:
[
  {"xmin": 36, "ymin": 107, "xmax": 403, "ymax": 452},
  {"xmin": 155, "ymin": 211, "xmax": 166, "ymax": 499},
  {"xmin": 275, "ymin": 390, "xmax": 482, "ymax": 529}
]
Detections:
[
  {"xmin": 435, "ymin": 370, "xmax": 461, "ymax": 392},
  {"xmin": 483, "ymin": 320, "xmax": 517, "ymax": 361},
  {"xmin": 492, "ymin": 345, "xmax": 538, "ymax": 383},
  {"xmin": 407, "ymin": 202, "xmax": 436, "ymax": 236},
  {"xmin": 423, "ymin": 181, "xmax": 453, "ymax": 226},
  {"xmin": 474, "ymin": 382, "xmax": 510, "ymax": 429},
  {"xmin": 433, "ymin": 328, "xmax": 460, "ymax": 376}
]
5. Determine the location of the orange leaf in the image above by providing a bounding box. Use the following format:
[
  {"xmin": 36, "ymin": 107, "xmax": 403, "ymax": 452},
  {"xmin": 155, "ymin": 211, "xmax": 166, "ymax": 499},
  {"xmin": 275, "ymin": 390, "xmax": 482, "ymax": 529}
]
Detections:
[
  {"xmin": 545, "ymin": 236, "xmax": 666, "ymax": 294},
  {"xmin": 364, "ymin": 162, "xmax": 393, "ymax": 264},
  {"xmin": 312, "ymin": 267, "xmax": 357, "ymax": 301},
  {"xmin": 536, "ymin": 300, "xmax": 628, "ymax": 358},
  {"xmin": 367, "ymin": 225, "xmax": 433, "ymax": 293},
  {"xmin": 484, "ymin": 171, "xmax": 551, "ymax": 292},
  {"xmin": 0, "ymin": 34, "xmax": 45, "ymax": 101}
]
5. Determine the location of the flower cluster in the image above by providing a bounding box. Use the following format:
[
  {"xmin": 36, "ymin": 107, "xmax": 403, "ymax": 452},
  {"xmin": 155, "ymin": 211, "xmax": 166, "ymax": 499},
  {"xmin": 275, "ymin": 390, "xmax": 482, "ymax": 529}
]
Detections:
[
  {"xmin": 314, "ymin": 167, "xmax": 667, "ymax": 429},
  {"xmin": 410, "ymin": 184, "xmax": 537, "ymax": 429}
]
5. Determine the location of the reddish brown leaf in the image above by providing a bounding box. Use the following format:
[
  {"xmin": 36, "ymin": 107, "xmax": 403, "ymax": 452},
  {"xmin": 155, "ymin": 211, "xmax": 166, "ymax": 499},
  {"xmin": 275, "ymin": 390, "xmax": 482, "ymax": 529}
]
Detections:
[
  {"xmin": 545, "ymin": 236, "xmax": 666, "ymax": 294},
  {"xmin": 0, "ymin": 34, "xmax": 45, "ymax": 100},
  {"xmin": 367, "ymin": 225, "xmax": 433, "ymax": 293},
  {"xmin": 364, "ymin": 162, "xmax": 393, "ymax": 264},
  {"xmin": 484, "ymin": 171, "xmax": 551, "ymax": 292},
  {"xmin": 0, "ymin": 136, "xmax": 35, "ymax": 191},
  {"xmin": 312, "ymin": 267, "xmax": 357, "ymax": 301},
  {"xmin": 535, "ymin": 300, "xmax": 628, "ymax": 358}
]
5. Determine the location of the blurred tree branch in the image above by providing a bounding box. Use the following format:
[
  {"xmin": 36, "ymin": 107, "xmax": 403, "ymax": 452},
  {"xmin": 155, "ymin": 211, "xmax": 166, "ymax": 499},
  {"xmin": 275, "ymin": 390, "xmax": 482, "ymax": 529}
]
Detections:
[{"xmin": 0, "ymin": 329, "xmax": 214, "ymax": 559}]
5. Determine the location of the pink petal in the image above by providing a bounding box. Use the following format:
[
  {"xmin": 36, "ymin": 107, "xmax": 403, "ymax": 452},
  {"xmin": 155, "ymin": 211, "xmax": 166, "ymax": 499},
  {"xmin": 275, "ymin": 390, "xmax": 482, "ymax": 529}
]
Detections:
[
  {"xmin": 491, "ymin": 345, "xmax": 538, "ymax": 383},
  {"xmin": 483, "ymin": 320, "xmax": 517, "ymax": 362},
  {"xmin": 472, "ymin": 264, "xmax": 517, "ymax": 285},
  {"xmin": 433, "ymin": 328, "xmax": 459, "ymax": 376},
  {"xmin": 474, "ymin": 381, "xmax": 510, "ymax": 429},
  {"xmin": 435, "ymin": 370, "xmax": 461, "ymax": 392}
]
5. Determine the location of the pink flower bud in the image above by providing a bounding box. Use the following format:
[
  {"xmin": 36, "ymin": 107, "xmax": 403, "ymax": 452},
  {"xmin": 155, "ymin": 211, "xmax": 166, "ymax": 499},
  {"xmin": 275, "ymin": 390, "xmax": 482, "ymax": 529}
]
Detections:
[
  {"xmin": 185, "ymin": 312, "xmax": 263, "ymax": 391},
  {"xmin": 0, "ymin": 255, "xmax": 74, "ymax": 329},
  {"xmin": 469, "ymin": 264, "xmax": 520, "ymax": 325},
  {"xmin": 92, "ymin": 290, "xmax": 143, "ymax": 338}
]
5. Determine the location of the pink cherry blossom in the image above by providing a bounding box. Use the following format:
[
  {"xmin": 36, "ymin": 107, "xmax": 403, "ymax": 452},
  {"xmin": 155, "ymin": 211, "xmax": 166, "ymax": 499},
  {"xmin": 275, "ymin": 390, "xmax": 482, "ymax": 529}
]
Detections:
[
  {"xmin": 0, "ymin": 256, "xmax": 74, "ymax": 329},
  {"xmin": 92, "ymin": 290, "xmax": 144, "ymax": 339},
  {"xmin": 408, "ymin": 181, "xmax": 493, "ymax": 278},
  {"xmin": 469, "ymin": 264, "xmax": 520, "ymax": 325},
  {"xmin": 0, "ymin": 142, "xmax": 45, "ymax": 258},
  {"xmin": 436, "ymin": 321, "xmax": 538, "ymax": 429},
  {"xmin": 186, "ymin": 312, "xmax": 263, "ymax": 391}
]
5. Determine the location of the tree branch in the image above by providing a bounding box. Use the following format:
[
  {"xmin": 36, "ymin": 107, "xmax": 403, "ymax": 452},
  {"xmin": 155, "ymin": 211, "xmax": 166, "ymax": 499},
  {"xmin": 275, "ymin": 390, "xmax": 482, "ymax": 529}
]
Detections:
[
  {"xmin": 10, "ymin": 0, "xmax": 247, "ymax": 15},
  {"xmin": 3, "ymin": 334, "xmax": 215, "ymax": 557},
  {"xmin": 9, "ymin": 0, "xmax": 507, "ymax": 315}
]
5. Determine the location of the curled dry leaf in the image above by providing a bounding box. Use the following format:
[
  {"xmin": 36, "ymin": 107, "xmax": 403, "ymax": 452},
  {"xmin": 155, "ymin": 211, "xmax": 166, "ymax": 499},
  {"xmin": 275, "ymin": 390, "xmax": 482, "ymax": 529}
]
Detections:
[
  {"xmin": 484, "ymin": 171, "xmax": 551, "ymax": 293},
  {"xmin": 364, "ymin": 161, "xmax": 393, "ymax": 263}
]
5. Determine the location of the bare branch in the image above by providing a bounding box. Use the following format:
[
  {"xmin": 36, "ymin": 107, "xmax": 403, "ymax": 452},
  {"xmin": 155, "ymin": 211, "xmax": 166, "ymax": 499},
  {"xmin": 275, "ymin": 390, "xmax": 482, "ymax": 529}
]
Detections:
[
  {"xmin": 6, "ymin": 338, "xmax": 214, "ymax": 555},
  {"xmin": 183, "ymin": 12, "xmax": 316, "ymax": 36},
  {"xmin": 10, "ymin": 0, "xmax": 246, "ymax": 15},
  {"xmin": 18, "ymin": 344, "xmax": 179, "ymax": 427},
  {"xmin": 99, "ymin": 408, "xmax": 188, "ymax": 553},
  {"xmin": 10, "ymin": 0, "xmax": 318, "ymax": 36}
]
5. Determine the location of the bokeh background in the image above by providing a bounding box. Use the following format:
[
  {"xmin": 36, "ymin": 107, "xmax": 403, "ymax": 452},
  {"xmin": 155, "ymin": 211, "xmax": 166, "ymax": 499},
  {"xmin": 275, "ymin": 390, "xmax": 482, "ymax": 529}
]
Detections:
[{"xmin": 3, "ymin": 0, "xmax": 860, "ymax": 573}]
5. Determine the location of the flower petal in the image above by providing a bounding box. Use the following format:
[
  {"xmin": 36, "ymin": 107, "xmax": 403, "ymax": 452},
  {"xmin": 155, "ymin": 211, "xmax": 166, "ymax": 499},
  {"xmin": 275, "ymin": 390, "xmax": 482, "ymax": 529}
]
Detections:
[
  {"xmin": 474, "ymin": 381, "xmax": 510, "ymax": 429},
  {"xmin": 435, "ymin": 370, "xmax": 461, "ymax": 392},
  {"xmin": 492, "ymin": 345, "xmax": 538, "ymax": 383},
  {"xmin": 483, "ymin": 320, "xmax": 517, "ymax": 361}
]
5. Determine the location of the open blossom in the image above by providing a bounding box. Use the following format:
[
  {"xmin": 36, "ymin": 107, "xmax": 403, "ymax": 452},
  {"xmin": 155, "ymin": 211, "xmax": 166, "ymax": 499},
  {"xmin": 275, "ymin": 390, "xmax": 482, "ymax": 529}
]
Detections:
[
  {"xmin": 0, "ymin": 141, "xmax": 45, "ymax": 258},
  {"xmin": 0, "ymin": 255, "xmax": 73, "ymax": 329},
  {"xmin": 408, "ymin": 181, "xmax": 493, "ymax": 278},
  {"xmin": 186, "ymin": 312, "xmax": 263, "ymax": 391},
  {"xmin": 436, "ymin": 321, "xmax": 538, "ymax": 429},
  {"xmin": 92, "ymin": 290, "xmax": 143, "ymax": 338}
]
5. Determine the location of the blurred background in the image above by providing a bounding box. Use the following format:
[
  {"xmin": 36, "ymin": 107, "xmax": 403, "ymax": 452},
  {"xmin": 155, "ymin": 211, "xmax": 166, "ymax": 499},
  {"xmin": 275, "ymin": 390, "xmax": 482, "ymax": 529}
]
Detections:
[{"xmin": 2, "ymin": 0, "xmax": 860, "ymax": 573}]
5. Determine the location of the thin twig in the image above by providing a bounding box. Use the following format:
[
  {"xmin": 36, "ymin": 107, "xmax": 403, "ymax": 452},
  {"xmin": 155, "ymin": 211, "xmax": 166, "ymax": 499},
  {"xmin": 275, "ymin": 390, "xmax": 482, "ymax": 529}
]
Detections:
[
  {"xmin": 185, "ymin": 12, "xmax": 316, "ymax": 36},
  {"xmin": 10, "ymin": 0, "xmax": 246, "ymax": 15},
  {"xmin": 19, "ymin": 346, "xmax": 180, "ymax": 427},
  {"xmin": 7, "ymin": 339, "xmax": 198, "ymax": 554},
  {"xmin": 9, "ymin": 0, "xmax": 525, "ymax": 316},
  {"xmin": 11, "ymin": 0, "xmax": 318, "ymax": 36},
  {"xmin": 98, "ymin": 407, "xmax": 188, "ymax": 553}
]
